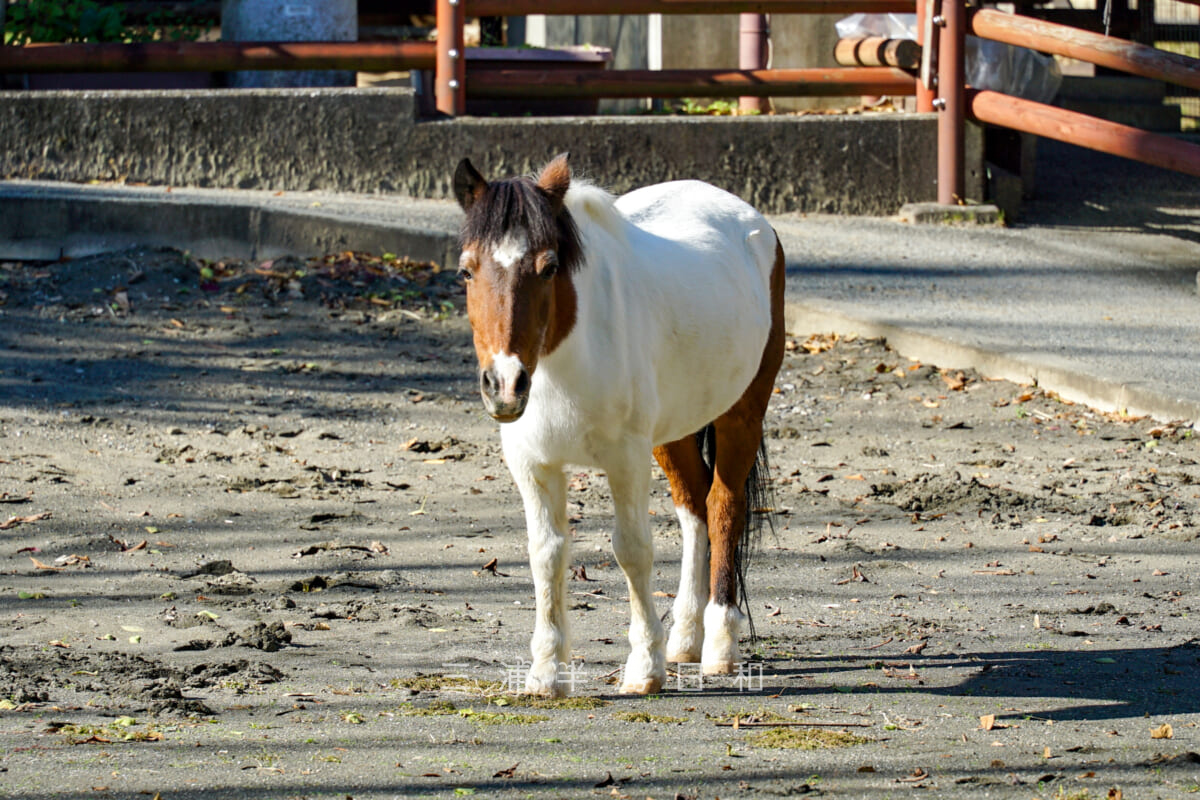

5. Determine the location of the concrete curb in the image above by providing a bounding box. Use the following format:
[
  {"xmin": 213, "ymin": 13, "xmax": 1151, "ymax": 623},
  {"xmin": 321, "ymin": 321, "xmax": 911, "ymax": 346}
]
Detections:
[
  {"xmin": 0, "ymin": 181, "xmax": 460, "ymax": 266},
  {"xmin": 786, "ymin": 303, "xmax": 1200, "ymax": 425},
  {"xmin": 3, "ymin": 179, "xmax": 1196, "ymax": 426}
]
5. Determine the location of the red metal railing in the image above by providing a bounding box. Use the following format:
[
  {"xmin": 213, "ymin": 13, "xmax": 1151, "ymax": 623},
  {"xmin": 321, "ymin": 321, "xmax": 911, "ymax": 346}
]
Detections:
[
  {"xmin": 2, "ymin": 0, "xmax": 1198, "ymax": 192},
  {"xmin": 440, "ymin": 0, "xmax": 918, "ymax": 114},
  {"xmin": 938, "ymin": 0, "xmax": 1200, "ymax": 194},
  {"xmin": 0, "ymin": 41, "xmax": 435, "ymax": 73},
  {"xmin": 467, "ymin": 67, "xmax": 916, "ymax": 98}
]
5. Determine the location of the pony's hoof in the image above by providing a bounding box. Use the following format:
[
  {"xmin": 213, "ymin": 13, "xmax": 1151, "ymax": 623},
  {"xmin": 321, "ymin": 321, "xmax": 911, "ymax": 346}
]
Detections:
[
  {"xmin": 703, "ymin": 661, "xmax": 739, "ymax": 676},
  {"xmin": 666, "ymin": 650, "xmax": 701, "ymax": 664},
  {"xmin": 619, "ymin": 677, "xmax": 663, "ymax": 695},
  {"xmin": 525, "ymin": 667, "xmax": 564, "ymax": 698}
]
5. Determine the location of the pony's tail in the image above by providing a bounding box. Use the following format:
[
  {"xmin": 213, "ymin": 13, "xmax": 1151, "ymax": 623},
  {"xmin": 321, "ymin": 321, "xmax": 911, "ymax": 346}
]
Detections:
[{"xmin": 695, "ymin": 424, "xmax": 775, "ymax": 641}]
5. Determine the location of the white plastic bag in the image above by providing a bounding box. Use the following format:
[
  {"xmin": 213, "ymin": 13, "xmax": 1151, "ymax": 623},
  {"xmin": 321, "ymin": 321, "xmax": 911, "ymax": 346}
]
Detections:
[{"xmin": 836, "ymin": 13, "xmax": 1062, "ymax": 103}]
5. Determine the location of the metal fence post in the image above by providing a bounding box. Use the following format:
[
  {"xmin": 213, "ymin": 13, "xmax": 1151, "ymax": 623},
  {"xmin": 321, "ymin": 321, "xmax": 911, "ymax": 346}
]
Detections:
[
  {"xmin": 437, "ymin": 0, "xmax": 466, "ymax": 116},
  {"xmin": 935, "ymin": 0, "xmax": 964, "ymax": 204},
  {"xmin": 915, "ymin": 0, "xmax": 936, "ymax": 112},
  {"xmin": 739, "ymin": 13, "xmax": 771, "ymax": 113}
]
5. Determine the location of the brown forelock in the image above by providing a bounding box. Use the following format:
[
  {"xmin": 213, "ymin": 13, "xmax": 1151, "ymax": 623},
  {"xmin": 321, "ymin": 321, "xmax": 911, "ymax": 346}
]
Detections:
[{"xmin": 458, "ymin": 175, "xmax": 583, "ymax": 275}]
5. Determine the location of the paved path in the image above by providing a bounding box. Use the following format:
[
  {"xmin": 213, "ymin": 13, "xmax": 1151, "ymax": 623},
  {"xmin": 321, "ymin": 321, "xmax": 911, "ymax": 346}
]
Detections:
[
  {"xmin": 779, "ymin": 139, "xmax": 1200, "ymax": 421},
  {"xmin": 3, "ymin": 138, "xmax": 1198, "ymax": 422}
]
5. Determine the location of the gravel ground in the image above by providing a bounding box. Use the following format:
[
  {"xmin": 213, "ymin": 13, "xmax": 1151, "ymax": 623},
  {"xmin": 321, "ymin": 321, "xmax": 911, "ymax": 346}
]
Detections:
[{"xmin": 1, "ymin": 247, "xmax": 1198, "ymax": 800}]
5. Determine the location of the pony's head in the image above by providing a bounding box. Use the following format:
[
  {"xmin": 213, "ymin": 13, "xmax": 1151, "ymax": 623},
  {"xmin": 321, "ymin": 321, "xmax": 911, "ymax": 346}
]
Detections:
[{"xmin": 453, "ymin": 153, "xmax": 582, "ymax": 422}]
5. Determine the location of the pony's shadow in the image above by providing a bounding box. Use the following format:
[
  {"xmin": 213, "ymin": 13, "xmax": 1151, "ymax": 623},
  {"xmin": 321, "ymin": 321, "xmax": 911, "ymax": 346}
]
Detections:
[{"xmin": 744, "ymin": 640, "xmax": 1200, "ymax": 723}]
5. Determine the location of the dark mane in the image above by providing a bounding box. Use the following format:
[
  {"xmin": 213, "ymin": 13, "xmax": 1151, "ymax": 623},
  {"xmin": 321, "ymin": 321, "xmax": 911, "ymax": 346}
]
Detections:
[{"xmin": 459, "ymin": 176, "xmax": 584, "ymax": 273}]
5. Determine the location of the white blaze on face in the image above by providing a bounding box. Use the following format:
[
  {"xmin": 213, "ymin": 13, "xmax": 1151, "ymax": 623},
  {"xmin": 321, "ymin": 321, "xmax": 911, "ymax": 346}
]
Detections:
[
  {"xmin": 491, "ymin": 351, "xmax": 525, "ymax": 397},
  {"xmin": 492, "ymin": 232, "xmax": 528, "ymax": 270}
]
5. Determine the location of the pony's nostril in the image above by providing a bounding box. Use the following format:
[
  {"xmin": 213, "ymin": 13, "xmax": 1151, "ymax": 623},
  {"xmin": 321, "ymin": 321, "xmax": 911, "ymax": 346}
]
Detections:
[
  {"xmin": 514, "ymin": 369, "xmax": 530, "ymax": 397},
  {"xmin": 481, "ymin": 370, "xmax": 498, "ymax": 396}
]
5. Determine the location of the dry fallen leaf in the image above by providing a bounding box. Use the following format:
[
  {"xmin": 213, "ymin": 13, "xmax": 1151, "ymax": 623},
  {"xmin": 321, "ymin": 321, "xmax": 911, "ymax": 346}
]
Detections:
[
  {"xmin": 481, "ymin": 558, "xmax": 509, "ymax": 577},
  {"xmin": 980, "ymin": 714, "xmax": 996, "ymax": 731},
  {"xmin": 1150, "ymin": 723, "xmax": 1173, "ymax": 739},
  {"xmin": 941, "ymin": 371, "xmax": 967, "ymax": 391},
  {"xmin": 896, "ymin": 768, "xmax": 929, "ymax": 783},
  {"xmin": 0, "ymin": 511, "xmax": 52, "ymax": 530}
]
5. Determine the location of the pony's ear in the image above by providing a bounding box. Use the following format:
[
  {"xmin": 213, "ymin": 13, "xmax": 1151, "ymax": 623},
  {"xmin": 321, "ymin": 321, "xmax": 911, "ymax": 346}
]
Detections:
[
  {"xmin": 453, "ymin": 158, "xmax": 488, "ymax": 212},
  {"xmin": 537, "ymin": 152, "xmax": 571, "ymax": 212}
]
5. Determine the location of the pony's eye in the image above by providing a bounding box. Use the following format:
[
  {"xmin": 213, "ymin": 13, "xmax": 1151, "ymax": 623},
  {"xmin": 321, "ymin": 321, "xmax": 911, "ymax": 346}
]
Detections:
[
  {"xmin": 457, "ymin": 266, "xmax": 474, "ymax": 283},
  {"xmin": 539, "ymin": 253, "xmax": 559, "ymax": 279}
]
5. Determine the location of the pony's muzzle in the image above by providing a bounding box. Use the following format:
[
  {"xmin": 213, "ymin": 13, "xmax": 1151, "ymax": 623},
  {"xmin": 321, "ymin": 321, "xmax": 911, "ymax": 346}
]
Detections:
[{"xmin": 480, "ymin": 362, "xmax": 530, "ymax": 422}]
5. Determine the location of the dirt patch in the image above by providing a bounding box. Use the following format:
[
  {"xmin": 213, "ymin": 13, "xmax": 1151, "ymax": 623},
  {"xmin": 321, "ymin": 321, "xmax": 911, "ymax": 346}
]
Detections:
[{"xmin": 1, "ymin": 248, "xmax": 1198, "ymax": 799}]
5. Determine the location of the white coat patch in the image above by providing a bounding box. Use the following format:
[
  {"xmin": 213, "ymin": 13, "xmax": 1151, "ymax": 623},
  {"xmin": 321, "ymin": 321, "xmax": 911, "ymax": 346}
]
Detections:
[{"xmin": 493, "ymin": 233, "xmax": 528, "ymax": 269}]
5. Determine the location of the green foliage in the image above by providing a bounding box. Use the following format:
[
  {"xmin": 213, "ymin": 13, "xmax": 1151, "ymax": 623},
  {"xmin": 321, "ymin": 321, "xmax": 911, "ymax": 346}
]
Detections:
[
  {"xmin": 671, "ymin": 98, "xmax": 758, "ymax": 116},
  {"xmin": 4, "ymin": 0, "xmax": 207, "ymax": 45}
]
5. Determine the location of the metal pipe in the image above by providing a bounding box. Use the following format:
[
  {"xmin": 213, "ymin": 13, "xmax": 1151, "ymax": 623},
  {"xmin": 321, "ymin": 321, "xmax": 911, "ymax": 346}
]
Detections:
[
  {"xmin": 739, "ymin": 13, "xmax": 771, "ymax": 113},
  {"xmin": 936, "ymin": 0, "xmax": 964, "ymax": 204},
  {"xmin": 466, "ymin": 0, "xmax": 914, "ymax": 15},
  {"xmin": 833, "ymin": 37, "xmax": 921, "ymax": 68},
  {"xmin": 466, "ymin": 67, "xmax": 917, "ymax": 98},
  {"xmin": 0, "ymin": 41, "xmax": 436, "ymax": 72},
  {"xmin": 436, "ymin": 0, "xmax": 466, "ymax": 116},
  {"xmin": 967, "ymin": 88, "xmax": 1200, "ymax": 178},
  {"xmin": 968, "ymin": 8, "xmax": 1200, "ymax": 91},
  {"xmin": 914, "ymin": 0, "xmax": 936, "ymax": 112}
]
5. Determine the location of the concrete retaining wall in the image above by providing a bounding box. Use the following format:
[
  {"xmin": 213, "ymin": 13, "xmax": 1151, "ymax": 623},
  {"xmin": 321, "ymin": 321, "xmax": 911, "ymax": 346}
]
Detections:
[{"xmin": 0, "ymin": 87, "xmax": 983, "ymax": 215}]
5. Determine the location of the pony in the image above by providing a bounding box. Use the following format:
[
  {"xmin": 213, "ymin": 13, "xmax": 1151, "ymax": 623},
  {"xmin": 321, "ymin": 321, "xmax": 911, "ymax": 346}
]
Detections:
[{"xmin": 452, "ymin": 154, "xmax": 785, "ymax": 696}]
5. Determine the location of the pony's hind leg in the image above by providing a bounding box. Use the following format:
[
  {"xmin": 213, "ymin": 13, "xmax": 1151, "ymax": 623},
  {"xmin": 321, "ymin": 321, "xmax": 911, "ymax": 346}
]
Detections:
[
  {"xmin": 601, "ymin": 439, "xmax": 667, "ymax": 695},
  {"xmin": 507, "ymin": 454, "xmax": 572, "ymax": 696},
  {"xmin": 703, "ymin": 238, "xmax": 786, "ymax": 675},
  {"xmin": 653, "ymin": 437, "xmax": 713, "ymax": 664},
  {"xmin": 702, "ymin": 417, "xmax": 763, "ymax": 674}
]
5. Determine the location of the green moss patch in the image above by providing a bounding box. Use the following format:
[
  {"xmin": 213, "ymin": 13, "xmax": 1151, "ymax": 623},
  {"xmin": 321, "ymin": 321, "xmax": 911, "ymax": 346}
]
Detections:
[
  {"xmin": 746, "ymin": 727, "xmax": 868, "ymax": 749},
  {"xmin": 391, "ymin": 674, "xmax": 501, "ymax": 694},
  {"xmin": 490, "ymin": 695, "xmax": 611, "ymax": 710},
  {"xmin": 613, "ymin": 711, "xmax": 688, "ymax": 724},
  {"xmin": 711, "ymin": 707, "xmax": 792, "ymax": 725},
  {"xmin": 395, "ymin": 700, "xmax": 460, "ymax": 717},
  {"xmin": 458, "ymin": 709, "xmax": 549, "ymax": 725}
]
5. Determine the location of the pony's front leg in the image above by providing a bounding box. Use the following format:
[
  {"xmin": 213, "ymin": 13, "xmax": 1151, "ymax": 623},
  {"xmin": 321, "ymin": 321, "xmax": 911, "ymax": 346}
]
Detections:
[
  {"xmin": 510, "ymin": 458, "xmax": 571, "ymax": 696},
  {"xmin": 603, "ymin": 444, "xmax": 667, "ymax": 695}
]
